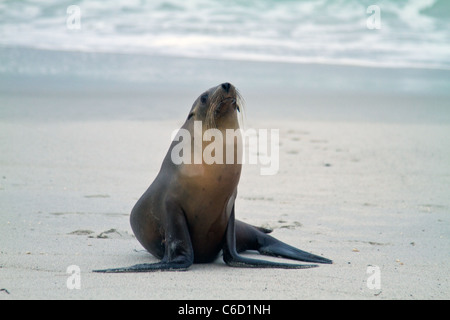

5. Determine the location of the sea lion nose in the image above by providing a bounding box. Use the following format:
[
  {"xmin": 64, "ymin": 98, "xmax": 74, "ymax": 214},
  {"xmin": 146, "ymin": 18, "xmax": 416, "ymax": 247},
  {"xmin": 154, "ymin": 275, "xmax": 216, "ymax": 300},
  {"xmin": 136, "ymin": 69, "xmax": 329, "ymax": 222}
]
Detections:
[{"xmin": 221, "ymin": 82, "xmax": 231, "ymax": 93}]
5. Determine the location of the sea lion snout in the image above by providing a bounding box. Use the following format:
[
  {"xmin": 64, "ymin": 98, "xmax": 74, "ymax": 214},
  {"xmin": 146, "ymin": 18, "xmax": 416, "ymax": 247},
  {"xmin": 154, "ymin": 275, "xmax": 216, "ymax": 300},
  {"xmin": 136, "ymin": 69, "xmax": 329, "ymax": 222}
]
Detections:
[
  {"xmin": 214, "ymin": 82, "xmax": 236, "ymax": 99},
  {"xmin": 221, "ymin": 82, "xmax": 231, "ymax": 93},
  {"xmin": 208, "ymin": 82, "xmax": 239, "ymax": 119}
]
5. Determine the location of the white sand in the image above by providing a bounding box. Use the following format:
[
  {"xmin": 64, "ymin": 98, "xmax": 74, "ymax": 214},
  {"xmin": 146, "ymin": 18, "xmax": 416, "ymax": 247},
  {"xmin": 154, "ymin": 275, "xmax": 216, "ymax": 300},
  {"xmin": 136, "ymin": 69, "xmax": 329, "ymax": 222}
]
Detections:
[{"xmin": 1, "ymin": 117, "xmax": 449, "ymax": 299}]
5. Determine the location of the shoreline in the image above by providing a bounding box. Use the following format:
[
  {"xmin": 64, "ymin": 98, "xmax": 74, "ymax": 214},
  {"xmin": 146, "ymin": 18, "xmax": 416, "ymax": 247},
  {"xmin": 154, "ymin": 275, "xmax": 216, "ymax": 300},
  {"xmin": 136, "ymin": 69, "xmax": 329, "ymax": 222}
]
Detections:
[
  {"xmin": 2, "ymin": 47, "xmax": 450, "ymax": 94},
  {"xmin": 3, "ymin": 44, "xmax": 450, "ymax": 72},
  {"xmin": 1, "ymin": 48, "xmax": 450, "ymax": 125}
]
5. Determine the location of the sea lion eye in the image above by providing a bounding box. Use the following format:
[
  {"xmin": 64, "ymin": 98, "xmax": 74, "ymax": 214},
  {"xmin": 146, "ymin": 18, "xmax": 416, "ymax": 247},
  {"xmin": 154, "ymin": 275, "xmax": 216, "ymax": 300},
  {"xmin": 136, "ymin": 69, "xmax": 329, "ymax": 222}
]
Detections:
[
  {"xmin": 187, "ymin": 112, "xmax": 194, "ymax": 120},
  {"xmin": 200, "ymin": 94, "xmax": 208, "ymax": 104}
]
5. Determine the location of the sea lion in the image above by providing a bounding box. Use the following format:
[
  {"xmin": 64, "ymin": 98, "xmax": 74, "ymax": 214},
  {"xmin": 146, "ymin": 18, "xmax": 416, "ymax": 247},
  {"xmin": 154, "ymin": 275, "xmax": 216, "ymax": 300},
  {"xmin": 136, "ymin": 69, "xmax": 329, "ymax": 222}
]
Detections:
[{"xmin": 94, "ymin": 82, "xmax": 331, "ymax": 272}]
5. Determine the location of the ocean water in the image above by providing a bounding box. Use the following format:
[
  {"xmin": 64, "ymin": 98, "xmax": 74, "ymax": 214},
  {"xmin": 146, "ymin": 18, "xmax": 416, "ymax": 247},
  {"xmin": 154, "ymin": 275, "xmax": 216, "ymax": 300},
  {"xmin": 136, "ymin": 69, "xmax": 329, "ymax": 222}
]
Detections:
[
  {"xmin": 1, "ymin": 0, "xmax": 450, "ymax": 124},
  {"xmin": 1, "ymin": 0, "xmax": 449, "ymax": 70}
]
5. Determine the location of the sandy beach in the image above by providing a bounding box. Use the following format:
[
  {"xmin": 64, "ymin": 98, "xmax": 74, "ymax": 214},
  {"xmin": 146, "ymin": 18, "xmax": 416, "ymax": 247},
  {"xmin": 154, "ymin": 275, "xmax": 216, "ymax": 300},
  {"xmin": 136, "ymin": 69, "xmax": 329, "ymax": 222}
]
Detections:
[{"xmin": 1, "ymin": 52, "xmax": 449, "ymax": 299}]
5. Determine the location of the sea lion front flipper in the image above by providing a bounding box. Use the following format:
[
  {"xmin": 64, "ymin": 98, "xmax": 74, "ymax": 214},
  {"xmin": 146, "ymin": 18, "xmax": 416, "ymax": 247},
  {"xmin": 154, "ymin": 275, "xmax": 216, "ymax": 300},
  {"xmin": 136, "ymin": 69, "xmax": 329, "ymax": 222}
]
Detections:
[
  {"xmin": 223, "ymin": 206, "xmax": 318, "ymax": 269},
  {"xmin": 93, "ymin": 200, "xmax": 194, "ymax": 273},
  {"xmin": 92, "ymin": 261, "xmax": 191, "ymax": 273}
]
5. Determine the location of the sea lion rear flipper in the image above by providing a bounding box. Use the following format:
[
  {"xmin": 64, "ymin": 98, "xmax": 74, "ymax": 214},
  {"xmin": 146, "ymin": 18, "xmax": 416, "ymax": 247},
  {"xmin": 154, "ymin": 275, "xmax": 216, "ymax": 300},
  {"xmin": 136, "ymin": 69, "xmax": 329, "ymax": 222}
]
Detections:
[
  {"xmin": 257, "ymin": 236, "xmax": 332, "ymax": 264},
  {"xmin": 93, "ymin": 200, "xmax": 194, "ymax": 273},
  {"xmin": 223, "ymin": 207, "xmax": 318, "ymax": 269},
  {"xmin": 235, "ymin": 220, "xmax": 332, "ymax": 264}
]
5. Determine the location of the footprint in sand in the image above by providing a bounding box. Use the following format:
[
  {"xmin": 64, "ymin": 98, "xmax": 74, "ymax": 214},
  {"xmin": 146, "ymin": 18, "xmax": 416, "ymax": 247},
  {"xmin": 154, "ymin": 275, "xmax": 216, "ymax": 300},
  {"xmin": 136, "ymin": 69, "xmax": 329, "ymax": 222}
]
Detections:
[{"xmin": 68, "ymin": 229, "xmax": 134, "ymax": 239}]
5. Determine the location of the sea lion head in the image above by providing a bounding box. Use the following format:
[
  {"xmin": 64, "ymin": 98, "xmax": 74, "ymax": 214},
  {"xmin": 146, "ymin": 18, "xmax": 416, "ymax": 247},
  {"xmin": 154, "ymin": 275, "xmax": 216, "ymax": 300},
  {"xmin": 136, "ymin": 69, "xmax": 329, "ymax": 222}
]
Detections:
[{"xmin": 187, "ymin": 82, "xmax": 243, "ymax": 130}]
